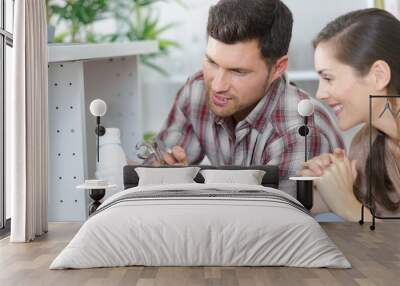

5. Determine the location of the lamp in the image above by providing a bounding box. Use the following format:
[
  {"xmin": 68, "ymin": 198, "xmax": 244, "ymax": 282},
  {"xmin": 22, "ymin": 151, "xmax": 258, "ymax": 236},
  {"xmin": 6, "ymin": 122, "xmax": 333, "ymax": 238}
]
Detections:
[
  {"xmin": 89, "ymin": 99, "xmax": 107, "ymax": 162},
  {"xmin": 292, "ymin": 99, "xmax": 315, "ymax": 210},
  {"xmin": 297, "ymin": 99, "xmax": 314, "ymax": 161}
]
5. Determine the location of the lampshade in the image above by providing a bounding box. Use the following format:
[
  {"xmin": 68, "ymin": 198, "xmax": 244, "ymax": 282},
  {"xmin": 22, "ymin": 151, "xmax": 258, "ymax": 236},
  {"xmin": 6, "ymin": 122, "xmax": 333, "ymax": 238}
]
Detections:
[
  {"xmin": 90, "ymin": 99, "xmax": 107, "ymax": 117},
  {"xmin": 297, "ymin": 99, "xmax": 314, "ymax": 117}
]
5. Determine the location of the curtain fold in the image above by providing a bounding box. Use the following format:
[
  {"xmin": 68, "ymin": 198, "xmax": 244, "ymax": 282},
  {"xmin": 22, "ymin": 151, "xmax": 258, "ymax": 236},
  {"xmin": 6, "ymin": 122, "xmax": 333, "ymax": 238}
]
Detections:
[{"xmin": 9, "ymin": 0, "xmax": 48, "ymax": 242}]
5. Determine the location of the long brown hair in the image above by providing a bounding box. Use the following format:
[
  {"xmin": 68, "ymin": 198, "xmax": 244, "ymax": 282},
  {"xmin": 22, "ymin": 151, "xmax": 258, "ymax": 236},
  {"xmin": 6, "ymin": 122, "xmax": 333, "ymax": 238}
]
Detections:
[{"xmin": 313, "ymin": 8, "xmax": 400, "ymax": 211}]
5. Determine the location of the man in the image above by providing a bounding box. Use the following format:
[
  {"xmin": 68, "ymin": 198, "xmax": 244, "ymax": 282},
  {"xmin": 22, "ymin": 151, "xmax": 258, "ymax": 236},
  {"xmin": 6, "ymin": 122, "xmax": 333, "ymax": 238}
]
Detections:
[{"xmin": 148, "ymin": 0, "xmax": 344, "ymax": 197}]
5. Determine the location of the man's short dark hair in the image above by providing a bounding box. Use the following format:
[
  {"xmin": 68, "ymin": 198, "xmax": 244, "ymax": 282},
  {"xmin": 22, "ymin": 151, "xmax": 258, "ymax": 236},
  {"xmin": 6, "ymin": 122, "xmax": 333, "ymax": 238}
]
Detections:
[{"xmin": 207, "ymin": 0, "xmax": 293, "ymax": 65}]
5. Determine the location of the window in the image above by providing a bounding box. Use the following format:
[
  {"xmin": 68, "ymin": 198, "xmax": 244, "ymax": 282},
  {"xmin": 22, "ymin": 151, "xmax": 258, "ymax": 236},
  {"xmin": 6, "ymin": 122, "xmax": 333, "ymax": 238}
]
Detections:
[{"xmin": 0, "ymin": 0, "xmax": 13, "ymax": 233}]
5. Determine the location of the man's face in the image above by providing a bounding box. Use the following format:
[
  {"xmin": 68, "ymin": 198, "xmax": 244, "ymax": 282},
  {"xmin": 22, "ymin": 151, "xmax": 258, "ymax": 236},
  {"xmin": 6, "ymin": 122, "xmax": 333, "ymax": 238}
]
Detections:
[{"xmin": 203, "ymin": 37, "xmax": 273, "ymax": 122}]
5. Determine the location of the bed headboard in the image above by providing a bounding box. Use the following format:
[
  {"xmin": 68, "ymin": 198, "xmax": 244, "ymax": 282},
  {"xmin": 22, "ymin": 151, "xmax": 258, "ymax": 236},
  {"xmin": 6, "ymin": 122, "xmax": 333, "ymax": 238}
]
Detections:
[{"xmin": 123, "ymin": 165, "xmax": 279, "ymax": 189}]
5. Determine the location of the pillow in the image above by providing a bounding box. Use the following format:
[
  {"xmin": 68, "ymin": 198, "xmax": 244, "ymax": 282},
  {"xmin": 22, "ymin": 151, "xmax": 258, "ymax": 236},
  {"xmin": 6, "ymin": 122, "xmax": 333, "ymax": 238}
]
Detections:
[
  {"xmin": 135, "ymin": 167, "xmax": 201, "ymax": 186},
  {"xmin": 200, "ymin": 169, "xmax": 266, "ymax": 185}
]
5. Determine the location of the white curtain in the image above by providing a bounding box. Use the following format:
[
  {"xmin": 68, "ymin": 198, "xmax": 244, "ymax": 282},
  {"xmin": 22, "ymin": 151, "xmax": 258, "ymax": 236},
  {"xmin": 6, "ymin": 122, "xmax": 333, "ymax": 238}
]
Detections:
[{"xmin": 9, "ymin": 0, "xmax": 48, "ymax": 242}]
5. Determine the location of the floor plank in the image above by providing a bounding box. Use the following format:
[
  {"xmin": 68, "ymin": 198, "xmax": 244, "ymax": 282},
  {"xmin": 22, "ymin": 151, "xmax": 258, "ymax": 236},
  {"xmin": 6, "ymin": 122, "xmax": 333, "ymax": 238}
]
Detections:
[{"xmin": 0, "ymin": 222, "xmax": 399, "ymax": 286}]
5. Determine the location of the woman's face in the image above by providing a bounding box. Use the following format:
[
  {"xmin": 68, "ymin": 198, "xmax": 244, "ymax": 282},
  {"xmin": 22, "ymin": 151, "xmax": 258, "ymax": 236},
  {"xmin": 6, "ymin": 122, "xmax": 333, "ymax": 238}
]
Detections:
[{"xmin": 314, "ymin": 41, "xmax": 378, "ymax": 131}]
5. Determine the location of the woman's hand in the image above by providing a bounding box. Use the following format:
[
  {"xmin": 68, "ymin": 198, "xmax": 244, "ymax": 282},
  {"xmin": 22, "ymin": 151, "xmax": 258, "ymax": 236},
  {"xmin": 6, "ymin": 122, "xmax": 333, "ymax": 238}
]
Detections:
[
  {"xmin": 297, "ymin": 148, "xmax": 345, "ymax": 176},
  {"xmin": 314, "ymin": 154, "xmax": 362, "ymax": 221}
]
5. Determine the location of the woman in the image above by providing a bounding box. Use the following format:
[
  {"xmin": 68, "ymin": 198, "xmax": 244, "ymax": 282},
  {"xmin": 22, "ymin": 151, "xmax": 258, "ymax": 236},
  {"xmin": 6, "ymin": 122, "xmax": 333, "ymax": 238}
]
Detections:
[{"xmin": 299, "ymin": 8, "xmax": 400, "ymax": 221}]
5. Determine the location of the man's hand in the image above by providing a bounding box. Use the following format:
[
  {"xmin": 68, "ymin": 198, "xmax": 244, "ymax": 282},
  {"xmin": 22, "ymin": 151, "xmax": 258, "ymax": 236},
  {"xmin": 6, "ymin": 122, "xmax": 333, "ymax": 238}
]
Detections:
[
  {"xmin": 131, "ymin": 145, "xmax": 188, "ymax": 166},
  {"xmin": 127, "ymin": 159, "xmax": 139, "ymax": 165},
  {"xmin": 297, "ymin": 148, "xmax": 345, "ymax": 176},
  {"xmin": 162, "ymin": 146, "xmax": 188, "ymax": 166}
]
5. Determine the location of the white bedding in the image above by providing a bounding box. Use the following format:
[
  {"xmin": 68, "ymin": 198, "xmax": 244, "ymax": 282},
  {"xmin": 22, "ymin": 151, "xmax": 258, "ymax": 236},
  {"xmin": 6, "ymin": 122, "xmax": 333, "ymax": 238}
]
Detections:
[{"xmin": 50, "ymin": 183, "xmax": 350, "ymax": 269}]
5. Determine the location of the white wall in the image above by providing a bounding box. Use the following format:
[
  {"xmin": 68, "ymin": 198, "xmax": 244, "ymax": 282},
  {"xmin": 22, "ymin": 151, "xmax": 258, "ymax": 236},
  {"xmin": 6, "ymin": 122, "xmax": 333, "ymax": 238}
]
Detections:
[{"xmin": 286, "ymin": 0, "xmax": 372, "ymax": 71}]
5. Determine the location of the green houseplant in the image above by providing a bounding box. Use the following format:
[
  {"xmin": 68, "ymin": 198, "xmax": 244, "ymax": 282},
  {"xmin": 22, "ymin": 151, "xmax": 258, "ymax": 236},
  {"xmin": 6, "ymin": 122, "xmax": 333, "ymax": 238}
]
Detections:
[
  {"xmin": 108, "ymin": 0, "xmax": 183, "ymax": 74},
  {"xmin": 47, "ymin": 0, "xmax": 183, "ymax": 74},
  {"xmin": 47, "ymin": 0, "xmax": 109, "ymax": 43}
]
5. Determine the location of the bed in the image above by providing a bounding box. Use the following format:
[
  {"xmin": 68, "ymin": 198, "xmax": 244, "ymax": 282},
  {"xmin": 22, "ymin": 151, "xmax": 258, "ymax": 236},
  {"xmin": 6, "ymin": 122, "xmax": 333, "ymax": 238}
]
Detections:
[{"xmin": 50, "ymin": 165, "xmax": 350, "ymax": 269}]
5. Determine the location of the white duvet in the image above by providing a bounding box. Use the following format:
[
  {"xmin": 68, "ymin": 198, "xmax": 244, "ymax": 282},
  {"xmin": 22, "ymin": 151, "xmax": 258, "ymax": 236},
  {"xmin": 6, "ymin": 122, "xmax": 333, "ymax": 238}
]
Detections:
[{"xmin": 50, "ymin": 183, "xmax": 350, "ymax": 269}]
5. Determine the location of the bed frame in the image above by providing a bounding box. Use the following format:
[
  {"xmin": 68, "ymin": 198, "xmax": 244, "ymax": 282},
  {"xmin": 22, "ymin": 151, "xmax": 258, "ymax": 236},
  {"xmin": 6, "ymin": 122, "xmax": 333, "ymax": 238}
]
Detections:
[{"xmin": 123, "ymin": 165, "xmax": 280, "ymax": 189}]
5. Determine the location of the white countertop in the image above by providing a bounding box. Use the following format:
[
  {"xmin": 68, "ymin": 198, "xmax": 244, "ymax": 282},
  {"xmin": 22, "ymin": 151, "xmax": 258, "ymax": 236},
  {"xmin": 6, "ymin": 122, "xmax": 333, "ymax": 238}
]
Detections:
[{"xmin": 48, "ymin": 41, "xmax": 159, "ymax": 63}]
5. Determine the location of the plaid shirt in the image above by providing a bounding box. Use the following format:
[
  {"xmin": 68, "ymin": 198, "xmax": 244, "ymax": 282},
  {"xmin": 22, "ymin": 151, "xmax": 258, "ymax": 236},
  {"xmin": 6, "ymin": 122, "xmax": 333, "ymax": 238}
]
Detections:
[{"xmin": 156, "ymin": 71, "xmax": 344, "ymax": 197}]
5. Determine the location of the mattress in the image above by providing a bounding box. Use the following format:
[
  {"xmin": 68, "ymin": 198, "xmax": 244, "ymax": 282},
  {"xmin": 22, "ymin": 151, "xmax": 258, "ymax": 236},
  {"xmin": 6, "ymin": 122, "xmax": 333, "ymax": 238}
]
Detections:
[{"xmin": 50, "ymin": 183, "xmax": 350, "ymax": 269}]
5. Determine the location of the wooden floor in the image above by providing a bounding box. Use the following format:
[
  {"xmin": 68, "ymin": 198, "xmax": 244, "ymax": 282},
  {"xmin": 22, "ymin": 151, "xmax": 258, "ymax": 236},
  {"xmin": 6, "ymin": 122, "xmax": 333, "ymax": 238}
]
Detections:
[{"xmin": 0, "ymin": 222, "xmax": 399, "ymax": 286}]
